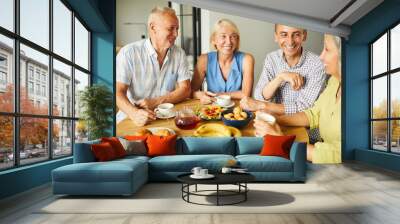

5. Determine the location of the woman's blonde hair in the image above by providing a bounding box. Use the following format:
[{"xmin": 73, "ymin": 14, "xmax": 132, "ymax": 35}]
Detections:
[
  {"xmin": 326, "ymin": 34, "xmax": 342, "ymax": 76},
  {"xmin": 210, "ymin": 19, "xmax": 240, "ymax": 51}
]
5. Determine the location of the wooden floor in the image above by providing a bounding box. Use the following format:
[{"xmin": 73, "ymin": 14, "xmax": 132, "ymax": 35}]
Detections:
[{"xmin": 1, "ymin": 162, "xmax": 400, "ymax": 224}]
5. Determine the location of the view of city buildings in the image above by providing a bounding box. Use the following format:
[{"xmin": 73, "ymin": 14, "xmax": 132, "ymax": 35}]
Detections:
[{"xmin": 0, "ymin": 40, "xmax": 87, "ymax": 169}]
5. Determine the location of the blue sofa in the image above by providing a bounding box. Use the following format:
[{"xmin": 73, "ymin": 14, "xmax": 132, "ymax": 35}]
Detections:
[{"xmin": 52, "ymin": 137, "xmax": 306, "ymax": 196}]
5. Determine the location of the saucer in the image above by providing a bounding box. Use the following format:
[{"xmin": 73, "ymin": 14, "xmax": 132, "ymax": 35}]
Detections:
[
  {"xmin": 213, "ymin": 101, "xmax": 235, "ymax": 108},
  {"xmin": 190, "ymin": 174, "xmax": 215, "ymax": 179},
  {"xmin": 155, "ymin": 111, "xmax": 176, "ymax": 119}
]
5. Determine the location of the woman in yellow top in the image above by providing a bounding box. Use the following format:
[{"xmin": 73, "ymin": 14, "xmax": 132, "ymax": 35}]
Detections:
[{"xmin": 254, "ymin": 34, "xmax": 341, "ymax": 164}]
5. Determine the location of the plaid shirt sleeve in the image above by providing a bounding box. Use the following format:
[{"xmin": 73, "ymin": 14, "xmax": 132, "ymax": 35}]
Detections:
[
  {"xmin": 254, "ymin": 56, "xmax": 275, "ymax": 101},
  {"xmin": 283, "ymin": 60, "xmax": 327, "ymax": 114}
]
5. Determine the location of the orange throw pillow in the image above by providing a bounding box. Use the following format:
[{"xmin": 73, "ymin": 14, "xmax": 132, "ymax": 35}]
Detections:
[
  {"xmin": 91, "ymin": 142, "xmax": 117, "ymax": 161},
  {"xmin": 124, "ymin": 135, "xmax": 149, "ymax": 141},
  {"xmin": 146, "ymin": 134, "xmax": 177, "ymax": 157},
  {"xmin": 101, "ymin": 137, "xmax": 126, "ymax": 158},
  {"xmin": 260, "ymin": 134, "xmax": 296, "ymax": 159}
]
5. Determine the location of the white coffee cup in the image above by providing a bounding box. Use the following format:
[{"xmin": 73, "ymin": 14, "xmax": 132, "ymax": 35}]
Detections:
[
  {"xmin": 255, "ymin": 111, "xmax": 276, "ymax": 124},
  {"xmin": 191, "ymin": 167, "xmax": 202, "ymax": 176},
  {"xmin": 215, "ymin": 95, "xmax": 232, "ymax": 107},
  {"xmin": 221, "ymin": 167, "xmax": 232, "ymax": 174},
  {"xmin": 155, "ymin": 103, "xmax": 174, "ymax": 116},
  {"xmin": 200, "ymin": 169, "xmax": 209, "ymax": 176}
]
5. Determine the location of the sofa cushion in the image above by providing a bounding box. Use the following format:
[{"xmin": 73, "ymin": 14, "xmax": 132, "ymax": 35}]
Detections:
[
  {"xmin": 73, "ymin": 139, "xmax": 100, "ymax": 163},
  {"xmin": 260, "ymin": 134, "xmax": 296, "ymax": 159},
  {"xmin": 236, "ymin": 137, "xmax": 263, "ymax": 155},
  {"xmin": 177, "ymin": 137, "xmax": 236, "ymax": 155},
  {"xmin": 148, "ymin": 154, "xmax": 235, "ymax": 172},
  {"xmin": 119, "ymin": 138, "xmax": 147, "ymax": 156},
  {"xmin": 91, "ymin": 142, "xmax": 118, "ymax": 161},
  {"xmin": 101, "ymin": 137, "xmax": 127, "ymax": 158},
  {"xmin": 52, "ymin": 159, "xmax": 147, "ymax": 183},
  {"xmin": 236, "ymin": 155, "xmax": 293, "ymax": 172},
  {"xmin": 147, "ymin": 134, "xmax": 177, "ymax": 157}
]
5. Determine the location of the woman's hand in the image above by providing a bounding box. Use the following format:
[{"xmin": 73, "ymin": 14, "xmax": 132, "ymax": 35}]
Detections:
[
  {"xmin": 199, "ymin": 91, "xmax": 216, "ymax": 105},
  {"xmin": 253, "ymin": 119, "xmax": 283, "ymax": 137}
]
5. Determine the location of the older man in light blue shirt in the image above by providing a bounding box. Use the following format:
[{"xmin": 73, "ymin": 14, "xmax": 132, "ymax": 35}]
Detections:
[{"xmin": 116, "ymin": 7, "xmax": 192, "ymax": 126}]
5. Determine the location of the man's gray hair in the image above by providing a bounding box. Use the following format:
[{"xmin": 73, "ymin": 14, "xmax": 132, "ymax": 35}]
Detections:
[{"xmin": 147, "ymin": 6, "xmax": 177, "ymax": 27}]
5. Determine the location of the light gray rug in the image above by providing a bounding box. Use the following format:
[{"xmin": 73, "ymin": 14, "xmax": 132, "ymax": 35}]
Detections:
[{"xmin": 38, "ymin": 183, "xmax": 361, "ymax": 214}]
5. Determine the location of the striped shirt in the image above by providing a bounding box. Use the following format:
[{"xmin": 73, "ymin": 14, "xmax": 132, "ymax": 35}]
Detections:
[
  {"xmin": 254, "ymin": 49, "xmax": 327, "ymax": 114},
  {"xmin": 116, "ymin": 39, "xmax": 192, "ymax": 123}
]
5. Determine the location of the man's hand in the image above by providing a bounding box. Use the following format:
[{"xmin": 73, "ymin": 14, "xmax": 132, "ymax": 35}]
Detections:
[
  {"xmin": 128, "ymin": 108, "xmax": 156, "ymax": 127},
  {"xmin": 199, "ymin": 91, "xmax": 216, "ymax": 105},
  {"xmin": 278, "ymin": 72, "xmax": 304, "ymax": 91},
  {"xmin": 136, "ymin": 98, "xmax": 160, "ymax": 110},
  {"xmin": 240, "ymin": 97, "xmax": 263, "ymax": 111},
  {"xmin": 253, "ymin": 119, "xmax": 283, "ymax": 137}
]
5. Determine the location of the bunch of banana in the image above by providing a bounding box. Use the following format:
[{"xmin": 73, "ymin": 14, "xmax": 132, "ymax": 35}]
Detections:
[{"xmin": 193, "ymin": 123, "xmax": 241, "ymax": 137}]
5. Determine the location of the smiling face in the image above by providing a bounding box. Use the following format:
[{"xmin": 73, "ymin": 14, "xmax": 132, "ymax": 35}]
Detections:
[
  {"xmin": 150, "ymin": 13, "xmax": 179, "ymax": 49},
  {"xmin": 211, "ymin": 20, "xmax": 240, "ymax": 56},
  {"xmin": 320, "ymin": 34, "xmax": 340, "ymax": 77},
  {"xmin": 274, "ymin": 25, "xmax": 307, "ymax": 58}
]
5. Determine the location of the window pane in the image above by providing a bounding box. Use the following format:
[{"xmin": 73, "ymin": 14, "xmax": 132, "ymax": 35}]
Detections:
[
  {"xmin": 20, "ymin": 44, "xmax": 49, "ymax": 115},
  {"xmin": 391, "ymin": 24, "xmax": 400, "ymax": 70},
  {"xmin": 53, "ymin": 0, "xmax": 72, "ymax": 60},
  {"xmin": 53, "ymin": 59, "xmax": 72, "ymax": 117},
  {"xmin": 0, "ymin": 35, "xmax": 14, "ymax": 113},
  {"xmin": 391, "ymin": 72, "xmax": 400, "ymax": 118},
  {"xmin": 391, "ymin": 120, "xmax": 400, "ymax": 153},
  {"xmin": 53, "ymin": 119, "xmax": 72, "ymax": 158},
  {"xmin": 372, "ymin": 33, "xmax": 387, "ymax": 76},
  {"xmin": 372, "ymin": 121, "xmax": 388, "ymax": 151},
  {"xmin": 75, "ymin": 18, "xmax": 89, "ymax": 70},
  {"xmin": 74, "ymin": 69, "xmax": 89, "ymax": 118},
  {"xmin": 20, "ymin": 0, "xmax": 49, "ymax": 49},
  {"xmin": 0, "ymin": 116, "xmax": 13, "ymax": 170},
  {"xmin": 0, "ymin": 0, "xmax": 14, "ymax": 31},
  {"xmin": 372, "ymin": 77, "xmax": 387, "ymax": 119},
  {"xmin": 20, "ymin": 117, "xmax": 49, "ymax": 165},
  {"xmin": 75, "ymin": 120, "xmax": 88, "ymax": 143}
]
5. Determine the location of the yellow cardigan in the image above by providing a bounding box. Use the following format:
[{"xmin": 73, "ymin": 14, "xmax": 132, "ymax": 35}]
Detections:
[{"xmin": 304, "ymin": 77, "xmax": 341, "ymax": 164}]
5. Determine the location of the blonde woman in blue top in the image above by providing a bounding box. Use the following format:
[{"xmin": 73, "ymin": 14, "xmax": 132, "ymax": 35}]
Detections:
[{"xmin": 191, "ymin": 19, "xmax": 255, "ymax": 104}]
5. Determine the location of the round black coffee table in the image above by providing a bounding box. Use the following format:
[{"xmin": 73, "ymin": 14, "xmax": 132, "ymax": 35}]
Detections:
[{"xmin": 177, "ymin": 173, "xmax": 255, "ymax": 206}]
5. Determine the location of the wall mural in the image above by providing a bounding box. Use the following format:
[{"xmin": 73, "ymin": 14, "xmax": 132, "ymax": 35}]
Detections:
[{"xmin": 115, "ymin": 3, "xmax": 342, "ymax": 164}]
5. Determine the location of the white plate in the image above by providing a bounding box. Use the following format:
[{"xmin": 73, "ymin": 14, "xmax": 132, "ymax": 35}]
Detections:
[
  {"xmin": 213, "ymin": 101, "xmax": 235, "ymax": 108},
  {"xmin": 155, "ymin": 111, "xmax": 176, "ymax": 119},
  {"xmin": 147, "ymin": 127, "xmax": 176, "ymax": 135},
  {"xmin": 190, "ymin": 174, "xmax": 215, "ymax": 179}
]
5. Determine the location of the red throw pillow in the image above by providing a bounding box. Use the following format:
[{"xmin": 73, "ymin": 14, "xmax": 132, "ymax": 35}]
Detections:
[
  {"xmin": 146, "ymin": 134, "xmax": 177, "ymax": 157},
  {"xmin": 101, "ymin": 137, "xmax": 127, "ymax": 158},
  {"xmin": 260, "ymin": 134, "xmax": 296, "ymax": 159},
  {"xmin": 124, "ymin": 135, "xmax": 149, "ymax": 141},
  {"xmin": 91, "ymin": 142, "xmax": 117, "ymax": 161}
]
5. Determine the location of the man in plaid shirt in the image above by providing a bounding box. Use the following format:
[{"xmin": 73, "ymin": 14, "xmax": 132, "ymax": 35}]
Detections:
[{"xmin": 240, "ymin": 24, "xmax": 327, "ymax": 142}]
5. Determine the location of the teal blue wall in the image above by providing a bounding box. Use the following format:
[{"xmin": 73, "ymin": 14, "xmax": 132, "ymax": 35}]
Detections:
[
  {"xmin": 345, "ymin": 0, "xmax": 400, "ymax": 171},
  {"xmin": 0, "ymin": 0, "xmax": 116, "ymax": 200}
]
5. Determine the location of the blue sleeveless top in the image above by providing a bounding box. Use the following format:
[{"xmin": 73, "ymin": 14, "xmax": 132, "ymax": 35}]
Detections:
[{"xmin": 206, "ymin": 51, "xmax": 244, "ymax": 93}]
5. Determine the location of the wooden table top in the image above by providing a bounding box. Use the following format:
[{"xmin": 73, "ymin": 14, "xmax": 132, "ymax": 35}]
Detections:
[{"xmin": 116, "ymin": 99, "xmax": 309, "ymax": 143}]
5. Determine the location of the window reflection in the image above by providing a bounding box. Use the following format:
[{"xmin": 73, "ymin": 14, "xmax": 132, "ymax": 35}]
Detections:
[
  {"xmin": 20, "ymin": 0, "xmax": 49, "ymax": 49},
  {"xmin": 53, "ymin": 0, "xmax": 72, "ymax": 60},
  {"xmin": 20, "ymin": 44, "xmax": 49, "ymax": 115},
  {"xmin": 372, "ymin": 77, "xmax": 387, "ymax": 119},
  {"xmin": 0, "ymin": 35, "xmax": 14, "ymax": 113},
  {"xmin": 372, "ymin": 33, "xmax": 387, "ymax": 76},
  {"xmin": 0, "ymin": 0, "xmax": 14, "ymax": 31},
  {"xmin": 74, "ymin": 18, "xmax": 89, "ymax": 70}
]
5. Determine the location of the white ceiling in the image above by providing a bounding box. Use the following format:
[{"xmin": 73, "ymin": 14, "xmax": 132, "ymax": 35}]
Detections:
[{"xmin": 172, "ymin": 0, "xmax": 384, "ymax": 37}]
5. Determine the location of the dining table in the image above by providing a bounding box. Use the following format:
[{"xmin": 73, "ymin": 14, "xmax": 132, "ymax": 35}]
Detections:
[{"xmin": 116, "ymin": 99, "xmax": 309, "ymax": 143}]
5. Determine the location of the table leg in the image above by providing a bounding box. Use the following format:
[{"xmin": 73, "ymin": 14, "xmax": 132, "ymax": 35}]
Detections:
[{"xmin": 217, "ymin": 184, "xmax": 219, "ymax": 206}]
